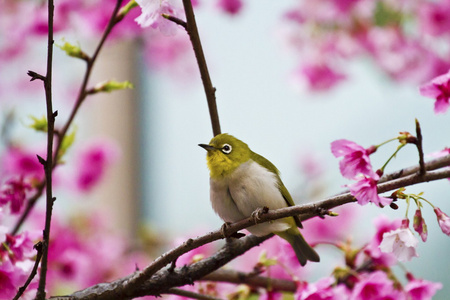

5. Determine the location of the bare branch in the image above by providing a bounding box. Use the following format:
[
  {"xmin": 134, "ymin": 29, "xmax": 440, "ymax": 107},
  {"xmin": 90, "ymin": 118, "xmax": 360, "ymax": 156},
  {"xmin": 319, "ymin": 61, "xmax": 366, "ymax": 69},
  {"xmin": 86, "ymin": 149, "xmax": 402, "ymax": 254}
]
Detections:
[{"xmin": 181, "ymin": 0, "xmax": 221, "ymax": 136}]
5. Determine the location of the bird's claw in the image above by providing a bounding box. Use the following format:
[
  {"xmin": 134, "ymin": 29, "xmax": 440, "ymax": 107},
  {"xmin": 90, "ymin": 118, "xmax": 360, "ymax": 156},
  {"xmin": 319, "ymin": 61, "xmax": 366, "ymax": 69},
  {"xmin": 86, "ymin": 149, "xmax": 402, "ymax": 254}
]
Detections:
[
  {"xmin": 251, "ymin": 206, "xmax": 269, "ymax": 223},
  {"xmin": 221, "ymin": 222, "xmax": 245, "ymax": 240}
]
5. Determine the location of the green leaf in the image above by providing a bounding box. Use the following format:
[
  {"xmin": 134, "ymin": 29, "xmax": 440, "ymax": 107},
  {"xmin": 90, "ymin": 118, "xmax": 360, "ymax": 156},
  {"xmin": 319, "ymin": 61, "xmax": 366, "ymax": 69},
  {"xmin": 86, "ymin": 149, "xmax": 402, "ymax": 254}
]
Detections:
[
  {"xmin": 91, "ymin": 80, "xmax": 134, "ymax": 94},
  {"xmin": 56, "ymin": 39, "xmax": 89, "ymax": 60},
  {"xmin": 258, "ymin": 250, "xmax": 278, "ymax": 267},
  {"xmin": 58, "ymin": 128, "xmax": 77, "ymax": 162},
  {"xmin": 28, "ymin": 115, "xmax": 48, "ymax": 132},
  {"xmin": 117, "ymin": 0, "xmax": 139, "ymax": 22}
]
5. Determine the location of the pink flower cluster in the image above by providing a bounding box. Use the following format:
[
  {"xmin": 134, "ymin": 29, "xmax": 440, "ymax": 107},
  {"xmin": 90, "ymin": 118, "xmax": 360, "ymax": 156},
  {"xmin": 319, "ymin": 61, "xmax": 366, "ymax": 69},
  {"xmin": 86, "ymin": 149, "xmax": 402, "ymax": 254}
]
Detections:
[
  {"xmin": 281, "ymin": 0, "xmax": 450, "ymax": 92},
  {"xmin": 0, "ymin": 227, "xmax": 39, "ymax": 299},
  {"xmin": 331, "ymin": 139, "xmax": 391, "ymax": 206},
  {"xmin": 295, "ymin": 215, "xmax": 441, "ymax": 300}
]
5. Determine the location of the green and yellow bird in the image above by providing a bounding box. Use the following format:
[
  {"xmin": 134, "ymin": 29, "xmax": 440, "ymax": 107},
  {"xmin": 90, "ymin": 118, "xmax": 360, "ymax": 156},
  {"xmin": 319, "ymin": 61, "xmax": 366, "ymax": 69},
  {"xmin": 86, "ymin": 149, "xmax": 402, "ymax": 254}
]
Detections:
[{"xmin": 199, "ymin": 133, "xmax": 320, "ymax": 266}]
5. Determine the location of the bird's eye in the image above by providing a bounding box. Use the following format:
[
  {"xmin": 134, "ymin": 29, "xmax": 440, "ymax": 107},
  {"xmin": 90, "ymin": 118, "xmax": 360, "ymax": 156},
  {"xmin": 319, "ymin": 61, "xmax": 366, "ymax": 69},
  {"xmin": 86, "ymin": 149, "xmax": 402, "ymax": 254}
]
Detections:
[{"xmin": 221, "ymin": 144, "xmax": 232, "ymax": 154}]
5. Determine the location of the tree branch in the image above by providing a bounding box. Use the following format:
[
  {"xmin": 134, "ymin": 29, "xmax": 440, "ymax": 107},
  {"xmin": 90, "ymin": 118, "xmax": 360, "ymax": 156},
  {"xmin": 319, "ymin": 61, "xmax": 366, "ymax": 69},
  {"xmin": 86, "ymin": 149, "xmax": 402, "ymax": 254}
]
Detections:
[
  {"xmin": 35, "ymin": 0, "xmax": 56, "ymax": 297},
  {"xmin": 47, "ymin": 156, "xmax": 450, "ymax": 299},
  {"xmin": 181, "ymin": 0, "xmax": 221, "ymax": 136},
  {"xmin": 165, "ymin": 288, "xmax": 222, "ymax": 300}
]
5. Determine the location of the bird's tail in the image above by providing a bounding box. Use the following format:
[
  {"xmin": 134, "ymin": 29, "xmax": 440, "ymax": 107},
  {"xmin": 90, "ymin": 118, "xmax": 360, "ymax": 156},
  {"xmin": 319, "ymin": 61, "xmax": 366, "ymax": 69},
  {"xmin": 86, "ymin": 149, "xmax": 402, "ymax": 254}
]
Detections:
[{"xmin": 276, "ymin": 228, "xmax": 320, "ymax": 267}]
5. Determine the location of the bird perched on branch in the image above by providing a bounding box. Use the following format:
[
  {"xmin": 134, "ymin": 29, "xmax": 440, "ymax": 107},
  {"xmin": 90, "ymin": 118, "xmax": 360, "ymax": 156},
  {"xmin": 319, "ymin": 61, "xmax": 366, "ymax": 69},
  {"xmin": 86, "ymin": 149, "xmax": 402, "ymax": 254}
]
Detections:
[{"xmin": 199, "ymin": 133, "xmax": 319, "ymax": 266}]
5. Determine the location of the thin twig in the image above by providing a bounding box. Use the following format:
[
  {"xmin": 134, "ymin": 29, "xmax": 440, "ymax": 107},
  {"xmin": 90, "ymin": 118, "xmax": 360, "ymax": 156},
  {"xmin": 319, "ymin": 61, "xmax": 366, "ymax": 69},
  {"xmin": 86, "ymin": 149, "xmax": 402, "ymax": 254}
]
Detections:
[
  {"xmin": 162, "ymin": 14, "xmax": 187, "ymax": 28},
  {"xmin": 165, "ymin": 288, "xmax": 223, "ymax": 300},
  {"xmin": 13, "ymin": 242, "xmax": 44, "ymax": 300},
  {"xmin": 35, "ymin": 0, "xmax": 56, "ymax": 296},
  {"xmin": 180, "ymin": 0, "xmax": 221, "ymax": 136}
]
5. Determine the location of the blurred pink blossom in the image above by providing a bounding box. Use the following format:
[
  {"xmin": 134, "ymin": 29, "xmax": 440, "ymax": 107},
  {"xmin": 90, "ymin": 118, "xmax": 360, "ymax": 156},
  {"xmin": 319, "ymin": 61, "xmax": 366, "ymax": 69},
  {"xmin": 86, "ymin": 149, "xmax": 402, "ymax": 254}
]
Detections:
[
  {"xmin": 1, "ymin": 146, "xmax": 45, "ymax": 182},
  {"xmin": 379, "ymin": 219, "xmax": 419, "ymax": 262},
  {"xmin": 331, "ymin": 139, "xmax": 376, "ymax": 179},
  {"xmin": 74, "ymin": 139, "xmax": 120, "ymax": 192},
  {"xmin": 296, "ymin": 277, "xmax": 350, "ymax": 300},
  {"xmin": 295, "ymin": 63, "xmax": 346, "ymax": 92},
  {"xmin": 405, "ymin": 274, "xmax": 442, "ymax": 300},
  {"xmin": 348, "ymin": 175, "xmax": 392, "ymax": 207},
  {"xmin": 419, "ymin": 69, "xmax": 450, "ymax": 114},
  {"xmin": 350, "ymin": 271, "xmax": 403, "ymax": 300},
  {"xmin": 433, "ymin": 207, "xmax": 450, "ymax": 236},
  {"xmin": 217, "ymin": 0, "xmax": 243, "ymax": 15},
  {"xmin": 0, "ymin": 177, "xmax": 32, "ymax": 214},
  {"xmin": 417, "ymin": 1, "xmax": 450, "ymax": 37}
]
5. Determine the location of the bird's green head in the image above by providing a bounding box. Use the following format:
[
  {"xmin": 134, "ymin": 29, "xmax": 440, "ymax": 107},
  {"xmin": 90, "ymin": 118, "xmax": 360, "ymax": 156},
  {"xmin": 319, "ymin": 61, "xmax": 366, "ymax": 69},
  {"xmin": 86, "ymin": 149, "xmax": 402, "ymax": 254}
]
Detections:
[{"xmin": 199, "ymin": 133, "xmax": 251, "ymax": 179}]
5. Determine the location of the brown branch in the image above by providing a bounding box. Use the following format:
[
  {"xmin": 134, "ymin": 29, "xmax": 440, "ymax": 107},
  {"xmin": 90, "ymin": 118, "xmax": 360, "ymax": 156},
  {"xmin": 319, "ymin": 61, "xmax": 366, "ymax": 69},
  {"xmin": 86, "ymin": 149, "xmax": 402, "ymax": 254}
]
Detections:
[
  {"xmin": 202, "ymin": 269, "xmax": 297, "ymax": 293},
  {"xmin": 47, "ymin": 158, "xmax": 450, "ymax": 299},
  {"xmin": 165, "ymin": 288, "xmax": 222, "ymax": 300},
  {"xmin": 35, "ymin": 0, "xmax": 56, "ymax": 297},
  {"xmin": 180, "ymin": 0, "xmax": 221, "ymax": 136}
]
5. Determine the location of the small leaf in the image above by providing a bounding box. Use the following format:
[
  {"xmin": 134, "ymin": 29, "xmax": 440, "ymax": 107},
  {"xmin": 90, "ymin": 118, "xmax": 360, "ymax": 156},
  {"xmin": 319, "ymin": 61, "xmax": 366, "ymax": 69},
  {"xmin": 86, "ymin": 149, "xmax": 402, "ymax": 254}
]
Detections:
[
  {"xmin": 116, "ymin": 0, "xmax": 139, "ymax": 22},
  {"xmin": 258, "ymin": 250, "xmax": 278, "ymax": 267},
  {"xmin": 90, "ymin": 80, "xmax": 134, "ymax": 94},
  {"xmin": 56, "ymin": 39, "xmax": 89, "ymax": 60},
  {"xmin": 28, "ymin": 115, "xmax": 48, "ymax": 132},
  {"xmin": 58, "ymin": 128, "xmax": 77, "ymax": 162}
]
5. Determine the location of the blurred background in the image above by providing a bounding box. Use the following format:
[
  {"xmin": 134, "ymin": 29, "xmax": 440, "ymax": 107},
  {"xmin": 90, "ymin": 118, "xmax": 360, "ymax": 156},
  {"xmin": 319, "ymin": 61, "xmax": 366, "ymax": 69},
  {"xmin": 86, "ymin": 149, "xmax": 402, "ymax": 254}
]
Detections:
[{"xmin": 1, "ymin": 0, "xmax": 450, "ymax": 298}]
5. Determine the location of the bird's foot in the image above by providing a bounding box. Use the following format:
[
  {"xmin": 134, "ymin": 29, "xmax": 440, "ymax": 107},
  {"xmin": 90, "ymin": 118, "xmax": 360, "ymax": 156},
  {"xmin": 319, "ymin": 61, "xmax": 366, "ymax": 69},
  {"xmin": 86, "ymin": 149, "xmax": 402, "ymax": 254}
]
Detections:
[
  {"xmin": 251, "ymin": 206, "xmax": 269, "ymax": 223},
  {"xmin": 221, "ymin": 222, "xmax": 245, "ymax": 240}
]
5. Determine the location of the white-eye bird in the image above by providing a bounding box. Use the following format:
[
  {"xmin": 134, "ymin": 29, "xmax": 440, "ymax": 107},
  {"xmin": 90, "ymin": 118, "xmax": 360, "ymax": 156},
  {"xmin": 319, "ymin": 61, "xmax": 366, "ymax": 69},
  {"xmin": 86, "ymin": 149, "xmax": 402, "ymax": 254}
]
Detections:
[{"xmin": 199, "ymin": 133, "xmax": 320, "ymax": 266}]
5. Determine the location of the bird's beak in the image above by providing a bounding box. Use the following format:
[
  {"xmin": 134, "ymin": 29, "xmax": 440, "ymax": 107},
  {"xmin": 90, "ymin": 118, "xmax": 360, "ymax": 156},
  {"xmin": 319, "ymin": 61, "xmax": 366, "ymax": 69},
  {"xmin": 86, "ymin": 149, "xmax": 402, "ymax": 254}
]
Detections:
[{"xmin": 198, "ymin": 144, "xmax": 215, "ymax": 151}]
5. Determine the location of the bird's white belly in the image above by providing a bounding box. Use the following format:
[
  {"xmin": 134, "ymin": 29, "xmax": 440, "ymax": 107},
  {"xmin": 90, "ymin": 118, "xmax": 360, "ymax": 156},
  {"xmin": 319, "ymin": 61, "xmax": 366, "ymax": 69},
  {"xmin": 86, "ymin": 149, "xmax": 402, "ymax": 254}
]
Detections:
[{"xmin": 210, "ymin": 160, "xmax": 290, "ymax": 236}]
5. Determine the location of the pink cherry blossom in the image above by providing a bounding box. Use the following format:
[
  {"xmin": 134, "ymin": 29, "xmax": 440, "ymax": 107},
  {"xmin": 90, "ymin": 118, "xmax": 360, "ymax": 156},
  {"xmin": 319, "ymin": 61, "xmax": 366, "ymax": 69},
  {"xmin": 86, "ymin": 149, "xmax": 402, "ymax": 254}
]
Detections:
[
  {"xmin": 364, "ymin": 215, "xmax": 401, "ymax": 266},
  {"xmin": 351, "ymin": 271, "xmax": 404, "ymax": 300},
  {"xmin": 347, "ymin": 175, "xmax": 392, "ymax": 207},
  {"xmin": 413, "ymin": 209, "xmax": 427, "ymax": 242},
  {"xmin": 331, "ymin": 139, "xmax": 376, "ymax": 179},
  {"xmin": 379, "ymin": 219, "xmax": 419, "ymax": 262},
  {"xmin": 419, "ymin": 69, "xmax": 450, "ymax": 114},
  {"xmin": 404, "ymin": 275, "xmax": 442, "ymax": 300},
  {"xmin": 1, "ymin": 146, "xmax": 45, "ymax": 181},
  {"xmin": 74, "ymin": 140, "xmax": 120, "ymax": 192},
  {"xmin": 296, "ymin": 277, "xmax": 350, "ymax": 300},
  {"xmin": 433, "ymin": 207, "xmax": 450, "ymax": 236},
  {"xmin": 295, "ymin": 63, "xmax": 346, "ymax": 92},
  {"xmin": 217, "ymin": 0, "xmax": 243, "ymax": 15},
  {"xmin": 417, "ymin": 1, "xmax": 450, "ymax": 37},
  {"xmin": 135, "ymin": 0, "xmax": 180, "ymax": 36},
  {"xmin": 0, "ymin": 177, "xmax": 32, "ymax": 214}
]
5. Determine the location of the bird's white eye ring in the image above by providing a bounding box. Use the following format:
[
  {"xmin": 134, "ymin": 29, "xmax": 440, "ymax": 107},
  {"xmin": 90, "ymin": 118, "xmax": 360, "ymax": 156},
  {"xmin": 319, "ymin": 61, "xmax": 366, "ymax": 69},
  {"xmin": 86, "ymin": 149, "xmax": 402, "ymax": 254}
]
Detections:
[{"xmin": 221, "ymin": 144, "xmax": 232, "ymax": 154}]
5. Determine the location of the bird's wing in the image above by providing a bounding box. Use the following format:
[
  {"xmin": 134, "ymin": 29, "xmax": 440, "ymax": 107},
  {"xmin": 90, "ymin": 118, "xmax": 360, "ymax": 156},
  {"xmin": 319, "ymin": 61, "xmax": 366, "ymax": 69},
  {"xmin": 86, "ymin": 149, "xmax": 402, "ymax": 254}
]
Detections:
[{"xmin": 251, "ymin": 151, "xmax": 303, "ymax": 229}]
